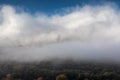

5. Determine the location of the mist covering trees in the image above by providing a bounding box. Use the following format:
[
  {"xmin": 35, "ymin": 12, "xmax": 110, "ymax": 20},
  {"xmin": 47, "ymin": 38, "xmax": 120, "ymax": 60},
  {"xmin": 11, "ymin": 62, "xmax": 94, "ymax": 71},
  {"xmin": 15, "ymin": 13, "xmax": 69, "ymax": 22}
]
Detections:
[{"xmin": 0, "ymin": 60, "xmax": 120, "ymax": 80}]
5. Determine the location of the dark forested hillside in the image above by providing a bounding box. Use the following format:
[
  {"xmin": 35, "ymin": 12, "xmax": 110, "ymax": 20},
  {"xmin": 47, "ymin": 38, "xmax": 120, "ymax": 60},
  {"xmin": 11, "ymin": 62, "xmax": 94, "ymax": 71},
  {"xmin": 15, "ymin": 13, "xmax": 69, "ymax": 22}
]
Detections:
[{"xmin": 0, "ymin": 60, "xmax": 120, "ymax": 80}]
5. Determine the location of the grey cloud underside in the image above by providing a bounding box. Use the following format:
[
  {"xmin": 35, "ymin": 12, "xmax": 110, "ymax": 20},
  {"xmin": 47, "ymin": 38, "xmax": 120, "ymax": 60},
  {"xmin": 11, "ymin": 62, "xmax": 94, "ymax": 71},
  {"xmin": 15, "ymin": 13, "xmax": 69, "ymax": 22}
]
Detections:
[
  {"xmin": 0, "ymin": 5, "xmax": 120, "ymax": 62},
  {"xmin": 0, "ymin": 42, "xmax": 120, "ymax": 62}
]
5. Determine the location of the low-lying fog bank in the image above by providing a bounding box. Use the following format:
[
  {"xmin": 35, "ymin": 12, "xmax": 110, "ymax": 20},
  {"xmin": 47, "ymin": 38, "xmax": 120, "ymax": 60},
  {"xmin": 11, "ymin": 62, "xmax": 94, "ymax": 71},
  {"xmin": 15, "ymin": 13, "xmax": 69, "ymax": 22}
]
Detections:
[{"xmin": 0, "ymin": 42, "xmax": 120, "ymax": 64}]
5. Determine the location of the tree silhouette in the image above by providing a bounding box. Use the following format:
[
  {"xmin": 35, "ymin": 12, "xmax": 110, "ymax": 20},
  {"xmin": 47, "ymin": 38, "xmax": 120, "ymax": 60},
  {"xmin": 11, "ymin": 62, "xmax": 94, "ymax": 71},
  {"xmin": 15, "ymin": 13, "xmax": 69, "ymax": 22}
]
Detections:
[
  {"xmin": 37, "ymin": 77, "xmax": 44, "ymax": 80},
  {"xmin": 56, "ymin": 74, "xmax": 67, "ymax": 80},
  {"xmin": 5, "ymin": 74, "xmax": 13, "ymax": 80}
]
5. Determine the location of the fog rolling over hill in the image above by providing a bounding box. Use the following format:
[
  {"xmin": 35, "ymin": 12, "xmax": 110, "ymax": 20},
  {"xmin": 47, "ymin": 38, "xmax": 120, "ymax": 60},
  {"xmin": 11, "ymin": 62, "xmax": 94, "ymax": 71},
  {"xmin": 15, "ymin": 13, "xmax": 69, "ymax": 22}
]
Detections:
[
  {"xmin": 0, "ymin": 4, "xmax": 120, "ymax": 62},
  {"xmin": 0, "ymin": 42, "xmax": 120, "ymax": 63}
]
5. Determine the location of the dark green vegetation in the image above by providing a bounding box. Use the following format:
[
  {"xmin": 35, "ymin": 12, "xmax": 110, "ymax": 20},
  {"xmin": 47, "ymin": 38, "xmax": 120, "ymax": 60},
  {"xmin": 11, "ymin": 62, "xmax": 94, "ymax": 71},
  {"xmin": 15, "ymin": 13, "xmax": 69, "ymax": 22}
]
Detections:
[{"xmin": 0, "ymin": 60, "xmax": 120, "ymax": 80}]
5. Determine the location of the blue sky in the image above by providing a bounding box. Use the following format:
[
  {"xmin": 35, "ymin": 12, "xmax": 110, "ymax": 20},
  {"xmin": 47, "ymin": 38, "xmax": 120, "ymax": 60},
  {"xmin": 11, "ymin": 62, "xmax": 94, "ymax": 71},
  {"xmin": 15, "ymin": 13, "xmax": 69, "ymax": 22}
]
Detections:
[{"xmin": 0, "ymin": 0, "xmax": 119, "ymax": 15}]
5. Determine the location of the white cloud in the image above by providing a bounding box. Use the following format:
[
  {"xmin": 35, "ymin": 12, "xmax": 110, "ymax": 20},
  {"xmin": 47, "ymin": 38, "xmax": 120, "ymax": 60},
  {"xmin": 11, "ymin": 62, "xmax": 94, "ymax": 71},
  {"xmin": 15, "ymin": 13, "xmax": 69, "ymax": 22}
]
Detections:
[
  {"xmin": 0, "ymin": 5, "xmax": 120, "ymax": 62},
  {"xmin": 0, "ymin": 5, "xmax": 120, "ymax": 47}
]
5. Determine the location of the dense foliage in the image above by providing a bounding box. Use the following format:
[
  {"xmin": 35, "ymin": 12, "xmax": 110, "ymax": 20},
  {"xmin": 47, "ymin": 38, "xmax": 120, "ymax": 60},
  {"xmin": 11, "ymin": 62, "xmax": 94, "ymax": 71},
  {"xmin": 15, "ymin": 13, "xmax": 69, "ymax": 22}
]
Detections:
[{"xmin": 0, "ymin": 60, "xmax": 120, "ymax": 80}]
